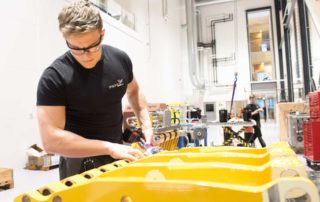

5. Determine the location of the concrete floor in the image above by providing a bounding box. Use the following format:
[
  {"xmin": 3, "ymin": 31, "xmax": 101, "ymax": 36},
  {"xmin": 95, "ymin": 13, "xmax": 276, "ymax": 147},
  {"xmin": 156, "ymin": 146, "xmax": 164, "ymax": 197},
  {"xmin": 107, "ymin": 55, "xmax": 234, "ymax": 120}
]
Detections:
[{"xmin": 1, "ymin": 120, "xmax": 320, "ymax": 201}]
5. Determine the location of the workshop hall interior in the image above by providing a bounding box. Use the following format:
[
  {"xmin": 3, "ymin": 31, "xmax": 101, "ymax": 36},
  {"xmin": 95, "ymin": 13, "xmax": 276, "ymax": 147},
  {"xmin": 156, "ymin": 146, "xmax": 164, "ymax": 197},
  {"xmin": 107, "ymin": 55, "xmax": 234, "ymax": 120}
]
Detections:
[{"xmin": 1, "ymin": 0, "xmax": 320, "ymax": 201}]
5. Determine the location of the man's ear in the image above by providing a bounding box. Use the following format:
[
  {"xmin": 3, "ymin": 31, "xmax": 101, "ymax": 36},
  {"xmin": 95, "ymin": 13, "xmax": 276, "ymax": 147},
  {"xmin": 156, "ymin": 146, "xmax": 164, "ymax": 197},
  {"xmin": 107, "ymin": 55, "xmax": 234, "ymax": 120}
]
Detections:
[{"xmin": 101, "ymin": 29, "xmax": 105, "ymax": 39}]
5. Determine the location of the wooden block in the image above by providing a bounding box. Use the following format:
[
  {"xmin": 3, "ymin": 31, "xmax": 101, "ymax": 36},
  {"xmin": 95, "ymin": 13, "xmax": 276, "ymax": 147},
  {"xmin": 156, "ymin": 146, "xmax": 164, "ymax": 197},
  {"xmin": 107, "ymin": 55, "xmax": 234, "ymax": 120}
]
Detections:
[
  {"xmin": 276, "ymin": 102, "xmax": 306, "ymax": 141},
  {"xmin": 25, "ymin": 164, "xmax": 50, "ymax": 171},
  {"xmin": 27, "ymin": 155, "xmax": 51, "ymax": 167},
  {"xmin": 0, "ymin": 168, "xmax": 14, "ymax": 190}
]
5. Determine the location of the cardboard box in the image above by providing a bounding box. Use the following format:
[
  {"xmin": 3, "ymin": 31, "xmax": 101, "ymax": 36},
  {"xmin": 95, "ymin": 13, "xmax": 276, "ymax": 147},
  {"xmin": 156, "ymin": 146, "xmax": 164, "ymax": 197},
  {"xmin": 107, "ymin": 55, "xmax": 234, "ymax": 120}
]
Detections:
[
  {"xmin": 0, "ymin": 168, "xmax": 14, "ymax": 190},
  {"xmin": 276, "ymin": 102, "xmax": 306, "ymax": 141},
  {"xmin": 25, "ymin": 144, "xmax": 52, "ymax": 171}
]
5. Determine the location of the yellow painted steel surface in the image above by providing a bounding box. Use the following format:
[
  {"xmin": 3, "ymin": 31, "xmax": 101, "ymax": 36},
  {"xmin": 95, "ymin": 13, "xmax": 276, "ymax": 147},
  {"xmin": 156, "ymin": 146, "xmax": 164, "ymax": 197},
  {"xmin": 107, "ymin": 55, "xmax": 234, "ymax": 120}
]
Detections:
[{"xmin": 15, "ymin": 142, "xmax": 319, "ymax": 202}]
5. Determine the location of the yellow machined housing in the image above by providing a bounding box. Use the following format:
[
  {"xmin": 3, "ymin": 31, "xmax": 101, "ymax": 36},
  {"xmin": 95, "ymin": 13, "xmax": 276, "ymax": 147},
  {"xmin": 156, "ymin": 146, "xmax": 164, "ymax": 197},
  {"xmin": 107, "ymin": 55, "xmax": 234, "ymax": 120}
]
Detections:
[{"xmin": 15, "ymin": 142, "xmax": 319, "ymax": 202}]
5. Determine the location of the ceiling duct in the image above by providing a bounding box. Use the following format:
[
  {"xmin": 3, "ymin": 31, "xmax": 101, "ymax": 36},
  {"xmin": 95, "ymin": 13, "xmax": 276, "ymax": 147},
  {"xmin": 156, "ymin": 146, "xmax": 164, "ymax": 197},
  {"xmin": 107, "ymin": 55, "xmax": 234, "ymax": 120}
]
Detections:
[{"xmin": 185, "ymin": 0, "xmax": 205, "ymax": 89}]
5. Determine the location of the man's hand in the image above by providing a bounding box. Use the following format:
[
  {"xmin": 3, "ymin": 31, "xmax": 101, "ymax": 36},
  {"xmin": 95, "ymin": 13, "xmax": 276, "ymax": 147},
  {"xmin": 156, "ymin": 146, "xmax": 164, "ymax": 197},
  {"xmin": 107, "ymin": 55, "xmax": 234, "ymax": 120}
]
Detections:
[
  {"xmin": 251, "ymin": 108, "xmax": 264, "ymax": 116},
  {"xmin": 107, "ymin": 142, "xmax": 144, "ymax": 161},
  {"xmin": 142, "ymin": 128, "xmax": 155, "ymax": 146},
  {"xmin": 257, "ymin": 108, "xmax": 264, "ymax": 113}
]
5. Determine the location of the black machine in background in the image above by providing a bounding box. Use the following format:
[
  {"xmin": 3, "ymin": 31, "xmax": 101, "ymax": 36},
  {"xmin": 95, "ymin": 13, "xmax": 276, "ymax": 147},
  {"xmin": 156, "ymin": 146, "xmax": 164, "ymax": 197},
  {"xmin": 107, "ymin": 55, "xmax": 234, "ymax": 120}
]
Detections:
[
  {"xmin": 219, "ymin": 73, "xmax": 238, "ymax": 123},
  {"xmin": 186, "ymin": 107, "xmax": 202, "ymax": 120},
  {"xmin": 219, "ymin": 109, "xmax": 228, "ymax": 122}
]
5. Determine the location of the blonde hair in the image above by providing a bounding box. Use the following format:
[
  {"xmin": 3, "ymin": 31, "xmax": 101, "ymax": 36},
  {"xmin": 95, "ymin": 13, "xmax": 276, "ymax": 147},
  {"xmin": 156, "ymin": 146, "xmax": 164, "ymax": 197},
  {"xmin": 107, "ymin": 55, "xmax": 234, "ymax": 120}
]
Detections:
[{"xmin": 58, "ymin": 0, "xmax": 103, "ymax": 36}]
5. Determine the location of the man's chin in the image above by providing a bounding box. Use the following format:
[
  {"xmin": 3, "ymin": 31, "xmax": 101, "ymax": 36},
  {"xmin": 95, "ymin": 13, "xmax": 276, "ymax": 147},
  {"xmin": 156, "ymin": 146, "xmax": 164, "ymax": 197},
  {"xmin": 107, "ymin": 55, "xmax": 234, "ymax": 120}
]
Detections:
[{"xmin": 81, "ymin": 62, "xmax": 97, "ymax": 69}]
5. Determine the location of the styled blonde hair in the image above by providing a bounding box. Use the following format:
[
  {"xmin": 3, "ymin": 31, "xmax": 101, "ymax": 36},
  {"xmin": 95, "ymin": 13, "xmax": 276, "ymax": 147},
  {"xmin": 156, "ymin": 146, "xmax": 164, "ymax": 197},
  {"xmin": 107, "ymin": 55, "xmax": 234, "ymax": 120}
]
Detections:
[{"xmin": 58, "ymin": 0, "xmax": 103, "ymax": 37}]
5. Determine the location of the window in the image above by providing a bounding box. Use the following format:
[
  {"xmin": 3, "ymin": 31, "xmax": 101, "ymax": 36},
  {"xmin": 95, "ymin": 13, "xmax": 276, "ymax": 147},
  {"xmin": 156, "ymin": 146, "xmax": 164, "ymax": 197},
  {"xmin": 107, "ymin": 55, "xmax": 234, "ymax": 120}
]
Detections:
[{"xmin": 246, "ymin": 8, "xmax": 276, "ymax": 82}]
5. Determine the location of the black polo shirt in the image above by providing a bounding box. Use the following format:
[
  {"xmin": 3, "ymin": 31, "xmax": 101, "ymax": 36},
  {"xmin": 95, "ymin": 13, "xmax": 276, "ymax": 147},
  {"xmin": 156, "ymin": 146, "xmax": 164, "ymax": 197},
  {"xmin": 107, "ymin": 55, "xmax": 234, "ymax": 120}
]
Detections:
[
  {"xmin": 245, "ymin": 103, "xmax": 261, "ymax": 123},
  {"xmin": 37, "ymin": 45, "xmax": 133, "ymax": 143}
]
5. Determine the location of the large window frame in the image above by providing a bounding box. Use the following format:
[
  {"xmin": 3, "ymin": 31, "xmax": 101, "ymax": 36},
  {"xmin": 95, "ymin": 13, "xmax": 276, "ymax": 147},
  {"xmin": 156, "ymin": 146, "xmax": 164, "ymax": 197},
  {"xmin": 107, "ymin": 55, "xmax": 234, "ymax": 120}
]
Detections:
[{"xmin": 246, "ymin": 7, "xmax": 277, "ymax": 84}]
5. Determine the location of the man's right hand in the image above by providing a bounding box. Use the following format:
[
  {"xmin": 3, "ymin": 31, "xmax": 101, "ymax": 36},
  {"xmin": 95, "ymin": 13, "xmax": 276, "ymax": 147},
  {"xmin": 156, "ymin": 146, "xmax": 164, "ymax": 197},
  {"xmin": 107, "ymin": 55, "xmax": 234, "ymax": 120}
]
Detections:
[
  {"xmin": 106, "ymin": 142, "xmax": 144, "ymax": 161},
  {"xmin": 257, "ymin": 108, "xmax": 264, "ymax": 112}
]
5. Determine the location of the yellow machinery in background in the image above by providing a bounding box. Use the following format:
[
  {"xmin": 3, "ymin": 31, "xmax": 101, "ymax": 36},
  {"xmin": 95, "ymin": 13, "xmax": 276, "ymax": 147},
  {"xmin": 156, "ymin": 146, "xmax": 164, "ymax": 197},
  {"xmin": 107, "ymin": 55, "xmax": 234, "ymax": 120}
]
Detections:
[{"xmin": 15, "ymin": 142, "xmax": 319, "ymax": 202}]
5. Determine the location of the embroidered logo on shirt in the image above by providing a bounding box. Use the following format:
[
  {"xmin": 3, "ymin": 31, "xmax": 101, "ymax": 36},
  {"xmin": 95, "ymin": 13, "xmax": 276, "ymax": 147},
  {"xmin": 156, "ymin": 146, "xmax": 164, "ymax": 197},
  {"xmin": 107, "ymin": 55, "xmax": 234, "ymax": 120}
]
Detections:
[{"xmin": 109, "ymin": 79, "xmax": 124, "ymax": 89}]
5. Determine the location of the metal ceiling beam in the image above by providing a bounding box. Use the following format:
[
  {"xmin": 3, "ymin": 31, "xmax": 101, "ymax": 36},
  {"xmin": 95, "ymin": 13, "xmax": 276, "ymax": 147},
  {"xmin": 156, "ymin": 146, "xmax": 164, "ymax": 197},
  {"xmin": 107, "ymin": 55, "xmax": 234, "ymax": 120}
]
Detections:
[{"xmin": 195, "ymin": 0, "xmax": 234, "ymax": 7}]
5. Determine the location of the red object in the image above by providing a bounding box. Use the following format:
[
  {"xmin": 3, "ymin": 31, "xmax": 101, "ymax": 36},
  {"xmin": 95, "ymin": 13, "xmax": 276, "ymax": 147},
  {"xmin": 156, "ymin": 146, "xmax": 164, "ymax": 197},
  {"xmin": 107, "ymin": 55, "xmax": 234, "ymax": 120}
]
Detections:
[
  {"xmin": 304, "ymin": 91, "xmax": 320, "ymax": 162},
  {"xmin": 309, "ymin": 91, "xmax": 320, "ymax": 121},
  {"xmin": 303, "ymin": 120, "xmax": 320, "ymax": 161}
]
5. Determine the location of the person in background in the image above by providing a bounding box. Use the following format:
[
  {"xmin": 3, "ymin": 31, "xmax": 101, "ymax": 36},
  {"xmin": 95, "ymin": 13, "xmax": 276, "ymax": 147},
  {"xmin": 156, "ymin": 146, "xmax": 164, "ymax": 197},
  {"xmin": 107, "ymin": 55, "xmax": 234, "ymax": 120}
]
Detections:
[
  {"xmin": 263, "ymin": 106, "xmax": 267, "ymax": 122},
  {"xmin": 36, "ymin": 0, "xmax": 153, "ymax": 179},
  {"xmin": 244, "ymin": 95, "xmax": 266, "ymax": 147}
]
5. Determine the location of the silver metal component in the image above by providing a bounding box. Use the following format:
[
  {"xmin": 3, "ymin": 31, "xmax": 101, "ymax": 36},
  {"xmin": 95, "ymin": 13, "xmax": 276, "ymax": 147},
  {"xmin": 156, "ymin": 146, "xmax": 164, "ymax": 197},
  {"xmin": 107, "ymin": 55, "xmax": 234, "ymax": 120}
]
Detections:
[
  {"xmin": 287, "ymin": 113, "xmax": 309, "ymax": 152},
  {"xmin": 153, "ymin": 125, "xmax": 180, "ymax": 134},
  {"xmin": 192, "ymin": 127, "xmax": 207, "ymax": 140},
  {"xmin": 126, "ymin": 117, "xmax": 137, "ymax": 128}
]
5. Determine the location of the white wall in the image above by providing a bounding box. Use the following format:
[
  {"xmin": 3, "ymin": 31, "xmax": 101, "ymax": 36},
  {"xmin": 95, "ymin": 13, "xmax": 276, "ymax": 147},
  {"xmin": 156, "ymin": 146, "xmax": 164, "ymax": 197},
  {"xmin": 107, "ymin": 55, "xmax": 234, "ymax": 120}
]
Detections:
[
  {"xmin": 102, "ymin": 0, "xmax": 186, "ymax": 103},
  {"xmin": 194, "ymin": 0, "xmax": 275, "ymax": 105},
  {"xmin": 0, "ymin": 0, "xmax": 185, "ymax": 169},
  {"xmin": 145, "ymin": 0, "xmax": 185, "ymax": 103},
  {"xmin": 305, "ymin": 0, "xmax": 320, "ymax": 36},
  {"xmin": 0, "ymin": 0, "xmax": 66, "ymax": 169}
]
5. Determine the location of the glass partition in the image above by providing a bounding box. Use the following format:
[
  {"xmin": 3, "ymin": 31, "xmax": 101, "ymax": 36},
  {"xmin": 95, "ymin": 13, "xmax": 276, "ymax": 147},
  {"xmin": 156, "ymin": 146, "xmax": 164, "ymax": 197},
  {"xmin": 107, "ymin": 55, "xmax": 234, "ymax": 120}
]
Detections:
[
  {"xmin": 247, "ymin": 8, "xmax": 276, "ymax": 82},
  {"xmin": 287, "ymin": 3, "xmax": 304, "ymax": 100},
  {"xmin": 94, "ymin": 0, "xmax": 136, "ymax": 30}
]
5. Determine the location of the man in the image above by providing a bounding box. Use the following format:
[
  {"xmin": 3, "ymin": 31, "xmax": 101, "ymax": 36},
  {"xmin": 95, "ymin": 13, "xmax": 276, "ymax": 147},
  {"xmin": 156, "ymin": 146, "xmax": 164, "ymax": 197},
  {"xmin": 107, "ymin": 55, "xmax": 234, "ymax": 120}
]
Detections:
[
  {"xmin": 36, "ymin": 0, "xmax": 153, "ymax": 179},
  {"xmin": 244, "ymin": 95, "xmax": 266, "ymax": 147}
]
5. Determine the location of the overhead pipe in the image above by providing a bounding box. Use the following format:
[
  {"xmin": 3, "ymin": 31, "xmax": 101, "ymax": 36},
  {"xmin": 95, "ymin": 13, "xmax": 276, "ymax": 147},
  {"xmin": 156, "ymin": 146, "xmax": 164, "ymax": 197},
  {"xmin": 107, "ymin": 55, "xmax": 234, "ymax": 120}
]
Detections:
[
  {"xmin": 210, "ymin": 14, "xmax": 233, "ymax": 84},
  {"xmin": 185, "ymin": 0, "xmax": 205, "ymax": 89},
  {"xmin": 196, "ymin": 9, "xmax": 205, "ymax": 84}
]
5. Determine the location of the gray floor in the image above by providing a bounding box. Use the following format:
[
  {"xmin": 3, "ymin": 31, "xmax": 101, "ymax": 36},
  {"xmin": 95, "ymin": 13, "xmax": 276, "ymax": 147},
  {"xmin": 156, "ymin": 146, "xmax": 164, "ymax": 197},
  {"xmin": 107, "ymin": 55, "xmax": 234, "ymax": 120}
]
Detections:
[
  {"xmin": 1, "ymin": 120, "xmax": 320, "ymax": 201},
  {"xmin": 0, "ymin": 168, "xmax": 58, "ymax": 201}
]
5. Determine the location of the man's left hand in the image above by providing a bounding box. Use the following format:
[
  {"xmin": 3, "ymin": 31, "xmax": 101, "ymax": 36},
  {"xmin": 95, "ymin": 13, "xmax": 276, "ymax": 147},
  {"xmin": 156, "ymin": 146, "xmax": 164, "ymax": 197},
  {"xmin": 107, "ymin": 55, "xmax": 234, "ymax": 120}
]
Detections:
[{"xmin": 143, "ymin": 128, "xmax": 155, "ymax": 146}]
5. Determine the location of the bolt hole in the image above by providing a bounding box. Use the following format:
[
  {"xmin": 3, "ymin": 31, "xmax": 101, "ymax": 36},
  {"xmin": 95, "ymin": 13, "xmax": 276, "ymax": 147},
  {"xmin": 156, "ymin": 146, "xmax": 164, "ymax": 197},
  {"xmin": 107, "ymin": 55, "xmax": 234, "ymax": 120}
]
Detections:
[
  {"xmin": 22, "ymin": 195, "xmax": 31, "ymax": 202},
  {"xmin": 52, "ymin": 195, "xmax": 62, "ymax": 202},
  {"xmin": 83, "ymin": 174, "xmax": 92, "ymax": 179},
  {"xmin": 41, "ymin": 188, "xmax": 51, "ymax": 196},
  {"xmin": 120, "ymin": 196, "xmax": 132, "ymax": 202},
  {"xmin": 64, "ymin": 181, "xmax": 73, "ymax": 187}
]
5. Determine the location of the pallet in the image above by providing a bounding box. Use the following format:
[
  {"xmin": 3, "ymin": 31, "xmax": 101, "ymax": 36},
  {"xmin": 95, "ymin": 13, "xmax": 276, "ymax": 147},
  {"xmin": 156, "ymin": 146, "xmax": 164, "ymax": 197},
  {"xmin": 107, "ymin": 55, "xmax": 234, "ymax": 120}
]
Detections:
[
  {"xmin": 0, "ymin": 180, "xmax": 14, "ymax": 191},
  {"xmin": 0, "ymin": 168, "xmax": 14, "ymax": 190}
]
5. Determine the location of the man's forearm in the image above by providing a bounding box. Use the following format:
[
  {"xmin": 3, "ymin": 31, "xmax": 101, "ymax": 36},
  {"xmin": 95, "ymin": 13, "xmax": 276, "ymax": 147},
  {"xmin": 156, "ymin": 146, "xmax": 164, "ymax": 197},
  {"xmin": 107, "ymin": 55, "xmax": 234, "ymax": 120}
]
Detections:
[
  {"xmin": 137, "ymin": 108, "xmax": 152, "ymax": 130},
  {"xmin": 128, "ymin": 92, "xmax": 153, "ymax": 141},
  {"xmin": 42, "ymin": 128, "xmax": 112, "ymax": 158}
]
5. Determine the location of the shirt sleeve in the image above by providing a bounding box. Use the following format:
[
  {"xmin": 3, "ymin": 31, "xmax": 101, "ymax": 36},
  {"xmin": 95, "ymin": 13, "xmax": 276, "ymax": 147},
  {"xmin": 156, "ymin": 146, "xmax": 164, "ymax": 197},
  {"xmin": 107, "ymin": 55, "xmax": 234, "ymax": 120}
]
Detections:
[
  {"xmin": 121, "ymin": 52, "xmax": 133, "ymax": 83},
  {"xmin": 36, "ymin": 67, "xmax": 66, "ymax": 106}
]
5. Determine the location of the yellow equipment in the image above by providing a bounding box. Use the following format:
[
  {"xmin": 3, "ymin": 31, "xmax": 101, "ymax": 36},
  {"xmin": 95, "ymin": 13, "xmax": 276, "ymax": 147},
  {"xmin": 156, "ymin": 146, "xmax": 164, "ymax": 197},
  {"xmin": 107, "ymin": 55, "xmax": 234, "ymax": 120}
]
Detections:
[{"xmin": 15, "ymin": 142, "xmax": 319, "ymax": 202}]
